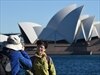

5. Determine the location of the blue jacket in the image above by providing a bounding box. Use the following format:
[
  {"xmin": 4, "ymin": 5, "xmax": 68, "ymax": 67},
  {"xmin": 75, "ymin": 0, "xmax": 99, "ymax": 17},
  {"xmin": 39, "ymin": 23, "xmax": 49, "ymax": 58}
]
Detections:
[{"xmin": 1, "ymin": 47, "xmax": 32, "ymax": 75}]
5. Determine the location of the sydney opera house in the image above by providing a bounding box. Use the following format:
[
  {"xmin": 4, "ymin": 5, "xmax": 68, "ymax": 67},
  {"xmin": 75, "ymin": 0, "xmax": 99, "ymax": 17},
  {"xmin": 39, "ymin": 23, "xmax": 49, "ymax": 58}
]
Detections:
[
  {"xmin": 18, "ymin": 4, "xmax": 100, "ymax": 44},
  {"xmin": 0, "ymin": 4, "xmax": 100, "ymax": 54}
]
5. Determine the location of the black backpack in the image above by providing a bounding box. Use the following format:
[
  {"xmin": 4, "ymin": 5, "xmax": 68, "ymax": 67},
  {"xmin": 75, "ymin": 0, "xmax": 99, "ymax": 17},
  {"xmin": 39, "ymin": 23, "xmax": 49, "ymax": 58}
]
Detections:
[{"xmin": 0, "ymin": 53, "xmax": 11, "ymax": 75}]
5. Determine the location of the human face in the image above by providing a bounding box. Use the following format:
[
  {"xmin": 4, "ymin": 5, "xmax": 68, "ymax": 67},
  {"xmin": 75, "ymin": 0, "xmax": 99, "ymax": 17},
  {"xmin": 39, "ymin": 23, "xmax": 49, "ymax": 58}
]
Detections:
[{"xmin": 37, "ymin": 45, "xmax": 45, "ymax": 54}]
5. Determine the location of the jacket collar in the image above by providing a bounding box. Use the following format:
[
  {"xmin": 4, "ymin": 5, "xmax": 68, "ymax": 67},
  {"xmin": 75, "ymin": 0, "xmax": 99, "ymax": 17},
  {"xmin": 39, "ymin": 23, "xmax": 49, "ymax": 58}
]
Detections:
[{"xmin": 35, "ymin": 52, "xmax": 47, "ymax": 58}]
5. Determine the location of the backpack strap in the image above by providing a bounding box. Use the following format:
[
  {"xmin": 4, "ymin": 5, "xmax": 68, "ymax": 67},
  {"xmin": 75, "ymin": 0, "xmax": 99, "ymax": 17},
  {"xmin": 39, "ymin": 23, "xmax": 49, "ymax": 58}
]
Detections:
[
  {"xmin": 46, "ymin": 56, "xmax": 50, "ymax": 65},
  {"xmin": 46, "ymin": 56, "xmax": 53, "ymax": 75}
]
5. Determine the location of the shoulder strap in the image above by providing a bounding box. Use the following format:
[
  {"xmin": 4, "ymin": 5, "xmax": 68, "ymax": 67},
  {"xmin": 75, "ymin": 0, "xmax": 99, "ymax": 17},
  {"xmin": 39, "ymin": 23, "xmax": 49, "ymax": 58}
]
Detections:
[
  {"xmin": 46, "ymin": 56, "xmax": 50, "ymax": 65},
  {"xmin": 46, "ymin": 56, "xmax": 52, "ymax": 74}
]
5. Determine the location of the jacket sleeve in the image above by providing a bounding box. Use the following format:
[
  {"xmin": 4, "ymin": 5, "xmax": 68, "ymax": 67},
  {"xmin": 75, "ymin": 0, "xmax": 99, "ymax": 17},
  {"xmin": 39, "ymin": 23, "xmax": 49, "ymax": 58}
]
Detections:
[
  {"xmin": 10, "ymin": 51, "xmax": 32, "ymax": 75},
  {"xmin": 19, "ymin": 51, "xmax": 32, "ymax": 69},
  {"xmin": 10, "ymin": 51, "xmax": 21, "ymax": 75},
  {"xmin": 49, "ymin": 57, "xmax": 56, "ymax": 75}
]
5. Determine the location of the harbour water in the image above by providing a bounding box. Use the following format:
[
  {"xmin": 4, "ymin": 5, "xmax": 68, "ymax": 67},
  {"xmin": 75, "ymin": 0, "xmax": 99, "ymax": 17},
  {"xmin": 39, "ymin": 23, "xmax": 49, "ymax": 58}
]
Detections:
[{"xmin": 50, "ymin": 55, "xmax": 100, "ymax": 75}]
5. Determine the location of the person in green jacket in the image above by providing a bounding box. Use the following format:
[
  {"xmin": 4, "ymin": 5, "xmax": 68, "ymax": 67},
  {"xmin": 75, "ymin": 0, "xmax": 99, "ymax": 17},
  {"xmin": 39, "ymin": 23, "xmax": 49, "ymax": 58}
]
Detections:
[{"xmin": 31, "ymin": 40, "xmax": 56, "ymax": 75}]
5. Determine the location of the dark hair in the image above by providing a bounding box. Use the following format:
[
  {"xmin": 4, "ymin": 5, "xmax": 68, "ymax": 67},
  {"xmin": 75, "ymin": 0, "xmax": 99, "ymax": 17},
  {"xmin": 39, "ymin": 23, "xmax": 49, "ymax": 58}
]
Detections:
[{"xmin": 36, "ymin": 40, "xmax": 48, "ymax": 49}]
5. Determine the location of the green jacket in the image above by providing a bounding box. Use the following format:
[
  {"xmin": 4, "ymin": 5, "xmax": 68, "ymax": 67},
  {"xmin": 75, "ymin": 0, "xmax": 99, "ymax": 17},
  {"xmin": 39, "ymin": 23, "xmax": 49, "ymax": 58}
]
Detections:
[{"xmin": 31, "ymin": 52, "xmax": 56, "ymax": 75}]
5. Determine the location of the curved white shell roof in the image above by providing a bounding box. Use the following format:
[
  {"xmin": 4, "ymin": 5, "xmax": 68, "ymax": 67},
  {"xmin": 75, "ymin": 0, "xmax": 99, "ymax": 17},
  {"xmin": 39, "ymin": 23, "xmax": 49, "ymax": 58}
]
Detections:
[
  {"xmin": 39, "ymin": 4, "xmax": 83, "ymax": 43},
  {"xmin": 18, "ymin": 22, "xmax": 43, "ymax": 44},
  {"xmin": 18, "ymin": 4, "xmax": 100, "ymax": 44},
  {"xmin": 39, "ymin": 4, "xmax": 77, "ymax": 39},
  {"xmin": 75, "ymin": 16, "xmax": 95, "ymax": 41},
  {"xmin": 47, "ymin": 4, "xmax": 77, "ymax": 29},
  {"xmin": 91, "ymin": 22, "xmax": 100, "ymax": 38}
]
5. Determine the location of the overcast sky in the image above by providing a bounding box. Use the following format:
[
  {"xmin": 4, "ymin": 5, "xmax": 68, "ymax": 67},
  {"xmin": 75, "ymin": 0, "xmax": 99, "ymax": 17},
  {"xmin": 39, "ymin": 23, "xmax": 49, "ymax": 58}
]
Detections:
[{"xmin": 0, "ymin": 0, "xmax": 100, "ymax": 34}]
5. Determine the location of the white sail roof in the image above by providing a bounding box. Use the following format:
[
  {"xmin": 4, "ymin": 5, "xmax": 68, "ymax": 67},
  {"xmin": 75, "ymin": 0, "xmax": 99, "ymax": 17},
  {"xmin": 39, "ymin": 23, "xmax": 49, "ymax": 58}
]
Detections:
[
  {"xmin": 39, "ymin": 4, "xmax": 83, "ymax": 43},
  {"xmin": 90, "ymin": 22, "xmax": 100, "ymax": 38},
  {"xmin": 18, "ymin": 22, "xmax": 43, "ymax": 44},
  {"xmin": 18, "ymin": 4, "xmax": 100, "ymax": 44}
]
